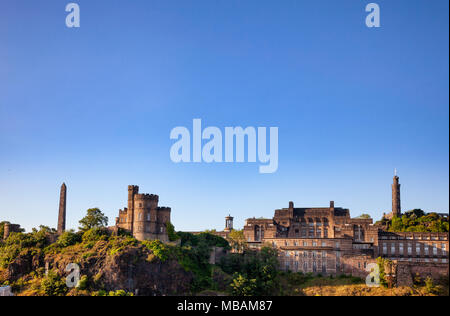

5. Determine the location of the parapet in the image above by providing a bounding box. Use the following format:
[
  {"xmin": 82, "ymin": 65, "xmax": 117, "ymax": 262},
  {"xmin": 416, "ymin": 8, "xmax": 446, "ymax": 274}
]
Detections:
[{"xmin": 135, "ymin": 193, "xmax": 159, "ymax": 202}]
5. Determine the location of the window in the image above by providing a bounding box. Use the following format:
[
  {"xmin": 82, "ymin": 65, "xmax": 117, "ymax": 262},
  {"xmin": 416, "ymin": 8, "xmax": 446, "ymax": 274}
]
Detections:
[
  {"xmin": 321, "ymin": 241, "xmax": 327, "ymax": 247},
  {"xmin": 424, "ymin": 244, "xmax": 429, "ymax": 255},
  {"xmin": 399, "ymin": 243, "xmax": 404, "ymax": 254},
  {"xmin": 391, "ymin": 244, "xmax": 396, "ymax": 254},
  {"xmin": 364, "ymin": 262, "xmax": 367, "ymax": 269},
  {"xmin": 407, "ymin": 244, "xmax": 412, "ymax": 255},
  {"xmin": 442, "ymin": 244, "xmax": 447, "ymax": 252},
  {"xmin": 147, "ymin": 213, "xmax": 151, "ymax": 221},
  {"xmin": 139, "ymin": 212, "xmax": 143, "ymax": 221},
  {"xmin": 416, "ymin": 244, "xmax": 421, "ymax": 254},
  {"xmin": 312, "ymin": 241, "xmax": 317, "ymax": 247},
  {"xmin": 433, "ymin": 244, "xmax": 438, "ymax": 255},
  {"xmin": 322, "ymin": 251, "xmax": 327, "ymax": 258},
  {"xmin": 324, "ymin": 229, "xmax": 328, "ymax": 238},
  {"xmin": 335, "ymin": 242, "xmax": 340, "ymax": 248},
  {"xmin": 303, "ymin": 241, "xmax": 308, "ymax": 246},
  {"xmin": 383, "ymin": 244, "xmax": 387, "ymax": 254}
]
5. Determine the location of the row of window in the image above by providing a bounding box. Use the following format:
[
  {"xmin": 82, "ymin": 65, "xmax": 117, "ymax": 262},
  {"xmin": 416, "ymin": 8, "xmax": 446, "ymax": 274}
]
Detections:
[
  {"xmin": 274, "ymin": 240, "xmax": 339, "ymax": 247},
  {"xmin": 284, "ymin": 260, "xmax": 329, "ymax": 273},
  {"xmin": 284, "ymin": 250, "xmax": 328, "ymax": 259},
  {"xmin": 119, "ymin": 213, "xmax": 162, "ymax": 222},
  {"xmin": 292, "ymin": 228, "xmax": 329, "ymax": 238},
  {"xmin": 386, "ymin": 257, "xmax": 448, "ymax": 263},
  {"xmin": 381, "ymin": 242, "xmax": 447, "ymax": 255},
  {"xmin": 380, "ymin": 235, "xmax": 448, "ymax": 241},
  {"xmin": 135, "ymin": 225, "xmax": 165, "ymax": 233}
]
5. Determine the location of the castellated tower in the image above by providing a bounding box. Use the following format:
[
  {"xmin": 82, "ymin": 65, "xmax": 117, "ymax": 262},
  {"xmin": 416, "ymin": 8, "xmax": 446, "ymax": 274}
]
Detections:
[
  {"xmin": 392, "ymin": 173, "xmax": 401, "ymax": 217},
  {"xmin": 115, "ymin": 185, "xmax": 171, "ymax": 242},
  {"xmin": 57, "ymin": 183, "xmax": 67, "ymax": 234}
]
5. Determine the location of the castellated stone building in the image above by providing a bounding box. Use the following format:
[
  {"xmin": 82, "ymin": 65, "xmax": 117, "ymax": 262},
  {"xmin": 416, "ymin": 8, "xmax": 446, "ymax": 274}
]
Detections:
[{"xmin": 115, "ymin": 185, "xmax": 171, "ymax": 242}]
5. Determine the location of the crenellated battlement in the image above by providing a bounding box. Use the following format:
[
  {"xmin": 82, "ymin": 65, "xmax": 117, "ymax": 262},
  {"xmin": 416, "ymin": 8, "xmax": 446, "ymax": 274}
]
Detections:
[{"xmin": 134, "ymin": 193, "xmax": 159, "ymax": 202}]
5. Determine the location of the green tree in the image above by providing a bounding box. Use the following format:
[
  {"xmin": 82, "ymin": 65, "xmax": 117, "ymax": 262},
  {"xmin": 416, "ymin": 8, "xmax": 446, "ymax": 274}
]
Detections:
[
  {"xmin": 78, "ymin": 208, "xmax": 108, "ymax": 232},
  {"xmin": 228, "ymin": 229, "xmax": 246, "ymax": 252},
  {"xmin": 166, "ymin": 222, "xmax": 180, "ymax": 241}
]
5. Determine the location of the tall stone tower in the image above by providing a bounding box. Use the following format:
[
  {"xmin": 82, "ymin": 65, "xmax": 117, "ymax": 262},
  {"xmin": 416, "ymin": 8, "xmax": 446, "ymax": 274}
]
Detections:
[
  {"xmin": 392, "ymin": 171, "xmax": 401, "ymax": 217},
  {"xmin": 57, "ymin": 183, "xmax": 67, "ymax": 234}
]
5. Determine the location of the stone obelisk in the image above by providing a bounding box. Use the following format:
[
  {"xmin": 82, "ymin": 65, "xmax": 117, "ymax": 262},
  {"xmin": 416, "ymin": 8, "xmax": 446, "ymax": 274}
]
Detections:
[{"xmin": 57, "ymin": 183, "xmax": 67, "ymax": 234}]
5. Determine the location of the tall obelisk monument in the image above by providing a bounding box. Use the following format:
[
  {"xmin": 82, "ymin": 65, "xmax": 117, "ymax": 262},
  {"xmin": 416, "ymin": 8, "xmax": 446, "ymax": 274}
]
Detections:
[{"xmin": 57, "ymin": 183, "xmax": 67, "ymax": 234}]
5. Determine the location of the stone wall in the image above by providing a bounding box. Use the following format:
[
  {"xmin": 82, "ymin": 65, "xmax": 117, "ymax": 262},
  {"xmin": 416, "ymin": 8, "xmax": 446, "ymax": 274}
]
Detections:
[{"xmin": 395, "ymin": 261, "xmax": 449, "ymax": 286}]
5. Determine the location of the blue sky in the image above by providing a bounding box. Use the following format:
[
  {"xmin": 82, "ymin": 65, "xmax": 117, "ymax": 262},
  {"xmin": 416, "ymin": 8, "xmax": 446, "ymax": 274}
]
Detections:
[{"xmin": 0, "ymin": 0, "xmax": 448, "ymax": 232}]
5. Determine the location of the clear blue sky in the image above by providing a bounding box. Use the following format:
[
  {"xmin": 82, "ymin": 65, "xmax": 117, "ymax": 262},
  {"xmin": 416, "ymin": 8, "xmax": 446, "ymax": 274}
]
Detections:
[{"xmin": 0, "ymin": 0, "xmax": 448, "ymax": 232}]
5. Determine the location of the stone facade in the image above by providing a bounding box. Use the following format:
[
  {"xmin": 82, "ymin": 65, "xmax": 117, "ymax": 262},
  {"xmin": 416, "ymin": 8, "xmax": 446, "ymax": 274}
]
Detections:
[
  {"xmin": 244, "ymin": 201, "xmax": 381, "ymax": 275},
  {"xmin": 115, "ymin": 185, "xmax": 171, "ymax": 242},
  {"xmin": 243, "ymin": 201, "xmax": 449, "ymax": 280}
]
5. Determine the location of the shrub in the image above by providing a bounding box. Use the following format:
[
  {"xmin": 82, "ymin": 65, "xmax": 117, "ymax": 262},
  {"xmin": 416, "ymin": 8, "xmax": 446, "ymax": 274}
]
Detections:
[
  {"xmin": 82, "ymin": 228, "xmax": 110, "ymax": 243},
  {"xmin": 57, "ymin": 230, "xmax": 82, "ymax": 247},
  {"xmin": 142, "ymin": 240, "xmax": 171, "ymax": 262},
  {"xmin": 76, "ymin": 275, "xmax": 89, "ymax": 290},
  {"xmin": 41, "ymin": 271, "xmax": 68, "ymax": 296},
  {"xmin": 230, "ymin": 274, "xmax": 257, "ymax": 296}
]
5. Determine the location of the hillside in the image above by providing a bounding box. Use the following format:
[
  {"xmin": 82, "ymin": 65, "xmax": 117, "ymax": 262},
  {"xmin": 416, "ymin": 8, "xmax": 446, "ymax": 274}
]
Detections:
[{"xmin": 1, "ymin": 225, "xmax": 448, "ymax": 296}]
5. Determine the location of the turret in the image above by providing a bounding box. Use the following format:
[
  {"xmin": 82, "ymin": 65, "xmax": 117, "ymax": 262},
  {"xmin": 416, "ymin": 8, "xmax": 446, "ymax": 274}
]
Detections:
[
  {"xmin": 127, "ymin": 185, "xmax": 139, "ymax": 232},
  {"xmin": 225, "ymin": 214, "xmax": 234, "ymax": 232}
]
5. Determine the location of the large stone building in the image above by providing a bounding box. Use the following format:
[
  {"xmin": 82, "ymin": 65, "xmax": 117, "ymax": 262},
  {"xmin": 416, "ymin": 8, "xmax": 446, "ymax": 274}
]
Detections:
[
  {"xmin": 243, "ymin": 175, "xmax": 449, "ymax": 281},
  {"xmin": 115, "ymin": 185, "xmax": 171, "ymax": 242}
]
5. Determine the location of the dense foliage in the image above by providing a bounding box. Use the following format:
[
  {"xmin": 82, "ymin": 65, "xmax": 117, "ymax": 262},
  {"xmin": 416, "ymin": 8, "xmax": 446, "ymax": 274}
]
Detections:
[
  {"xmin": 219, "ymin": 246, "xmax": 280, "ymax": 296},
  {"xmin": 380, "ymin": 211, "xmax": 449, "ymax": 232}
]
